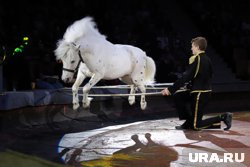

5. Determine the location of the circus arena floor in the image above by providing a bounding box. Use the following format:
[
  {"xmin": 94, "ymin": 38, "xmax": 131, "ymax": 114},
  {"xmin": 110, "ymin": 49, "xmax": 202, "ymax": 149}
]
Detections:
[{"xmin": 0, "ymin": 90, "xmax": 250, "ymax": 167}]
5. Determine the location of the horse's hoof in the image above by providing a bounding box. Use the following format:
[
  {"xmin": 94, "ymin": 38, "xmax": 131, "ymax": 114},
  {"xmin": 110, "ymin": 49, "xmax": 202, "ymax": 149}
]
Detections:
[
  {"xmin": 82, "ymin": 100, "xmax": 90, "ymax": 108},
  {"xmin": 73, "ymin": 103, "xmax": 80, "ymax": 110},
  {"xmin": 88, "ymin": 97, "xmax": 93, "ymax": 102},
  {"xmin": 140, "ymin": 102, "xmax": 147, "ymax": 110},
  {"xmin": 129, "ymin": 100, "xmax": 135, "ymax": 105},
  {"xmin": 82, "ymin": 102, "xmax": 90, "ymax": 108},
  {"xmin": 82, "ymin": 97, "xmax": 93, "ymax": 108},
  {"xmin": 128, "ymin": 96, "xmax": 135, "ymax": 105}
]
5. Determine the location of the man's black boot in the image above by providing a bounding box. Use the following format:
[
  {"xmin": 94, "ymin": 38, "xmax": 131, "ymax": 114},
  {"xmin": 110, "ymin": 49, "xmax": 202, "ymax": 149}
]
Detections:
[
  {"xmin": 221, "ymin": 112, "xmax": 232, "ymax": 130},
  {"xmin": 175, "ymin": 121, "xmax": 190, "ymax": 130}
]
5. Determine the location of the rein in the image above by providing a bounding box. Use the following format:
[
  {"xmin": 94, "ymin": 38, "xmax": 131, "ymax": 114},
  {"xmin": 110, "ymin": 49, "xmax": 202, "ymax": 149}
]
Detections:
[{"xmin": 62, "ymin": 50, "xmax": 84, "ymax": 74}]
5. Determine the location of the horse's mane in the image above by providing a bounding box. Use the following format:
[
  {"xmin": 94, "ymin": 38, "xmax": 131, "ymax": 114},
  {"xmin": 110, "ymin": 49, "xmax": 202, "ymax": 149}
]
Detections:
[
  {"xmin": 55, "ymin": 16, "xmax": 106, "ymax": 60},
  {"xmin": 54, "ymin": 40, "xmax": 70, "ymax": 60},
  {"xmin": 64, "ymin": 16, "xmax": 106, "ymax": 43}
]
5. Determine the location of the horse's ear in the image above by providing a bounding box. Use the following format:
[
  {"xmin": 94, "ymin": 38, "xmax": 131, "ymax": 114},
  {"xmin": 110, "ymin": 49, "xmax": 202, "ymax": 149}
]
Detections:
[
  {"xmin": 77, "ymin": 44, "xmax": 80, "ymax": 50},
  {"xmin": 70, "ymin": 42, "xmax": 80, "ymax": 50}
]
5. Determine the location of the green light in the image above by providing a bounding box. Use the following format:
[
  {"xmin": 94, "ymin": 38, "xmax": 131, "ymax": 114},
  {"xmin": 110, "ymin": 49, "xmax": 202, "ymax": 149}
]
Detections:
[
  {"xmin": 14, "ymin": 47, "xmax": 23, "ymax": 53},
  {"xmin": 15, "ymin": 48, "xmax": 21, "ymax": 52}
]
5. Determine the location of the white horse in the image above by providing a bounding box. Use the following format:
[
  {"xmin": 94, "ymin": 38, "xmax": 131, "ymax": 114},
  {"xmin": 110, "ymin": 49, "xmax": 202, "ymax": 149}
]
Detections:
[{"xmin": 54, "ymin": 17, "xmax": 156, "ymax": 110}]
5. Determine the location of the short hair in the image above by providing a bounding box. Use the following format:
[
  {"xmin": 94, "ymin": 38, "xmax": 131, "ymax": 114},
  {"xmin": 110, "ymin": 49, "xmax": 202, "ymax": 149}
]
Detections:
[{"xmin": 191, "ymin": 37, "xmax": 207, "ymax": 51}]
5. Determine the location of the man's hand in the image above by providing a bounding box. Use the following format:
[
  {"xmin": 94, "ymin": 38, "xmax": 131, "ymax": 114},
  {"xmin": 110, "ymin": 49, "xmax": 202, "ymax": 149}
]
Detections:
[{"xmin": 161, "ymin": 88, "xmax": 171, "ymax": 96}]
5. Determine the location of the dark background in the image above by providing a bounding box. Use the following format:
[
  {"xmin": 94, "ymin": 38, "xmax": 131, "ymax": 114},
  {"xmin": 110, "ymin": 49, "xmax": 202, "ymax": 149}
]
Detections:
[
  {"xmin": 1, "ymin": 1, "xmax": 250, "ymax": 165},
  {"xmin": 0, "ymin": 0, "xmax": 250, "ymax": 90}
]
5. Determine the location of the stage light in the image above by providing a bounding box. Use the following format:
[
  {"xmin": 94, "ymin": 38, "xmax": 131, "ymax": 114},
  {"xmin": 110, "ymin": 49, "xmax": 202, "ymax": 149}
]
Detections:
[
  {"xmin": 12, "ymin": 36, "xmax": 29, "ymax": 56},
  {"xmin": 23, "ymin": 37, "xmax": 29, "ymax": 41}
]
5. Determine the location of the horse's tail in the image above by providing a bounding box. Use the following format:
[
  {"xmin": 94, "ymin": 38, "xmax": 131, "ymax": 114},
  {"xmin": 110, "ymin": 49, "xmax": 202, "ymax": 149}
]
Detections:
[{"xmin": 144, "ymin": 56, "xmax": 156, "ymax": 84}]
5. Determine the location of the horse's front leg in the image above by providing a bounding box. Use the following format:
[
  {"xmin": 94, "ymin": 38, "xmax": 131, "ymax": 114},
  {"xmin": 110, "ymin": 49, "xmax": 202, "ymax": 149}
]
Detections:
[
  {"xmin": 138, "ymin": 85, "xmax": 147, "ymax": 110},
  {"xmin": 82, "ymin": 73, "xmax": 102, "ymax": 108},
  {"xmin": 72, "ymin": 72, "xmax": 86, "ymax": 110},
  {"xmin": 128, "ymin": 85, "xmax": 136, "ymax": 105}
]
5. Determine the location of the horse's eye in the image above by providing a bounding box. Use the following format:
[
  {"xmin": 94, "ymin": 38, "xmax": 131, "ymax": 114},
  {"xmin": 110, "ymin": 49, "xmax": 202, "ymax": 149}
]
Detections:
[{"xmin": 71, "ymin": 60, "xmax": 75, "ymax": 64}]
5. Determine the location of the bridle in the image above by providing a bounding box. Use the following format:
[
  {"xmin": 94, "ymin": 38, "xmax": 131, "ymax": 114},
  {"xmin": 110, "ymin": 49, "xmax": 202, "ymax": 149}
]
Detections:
[{"xmin": 62, "ymin": 50, "xmax": 84, "ymax": 75}]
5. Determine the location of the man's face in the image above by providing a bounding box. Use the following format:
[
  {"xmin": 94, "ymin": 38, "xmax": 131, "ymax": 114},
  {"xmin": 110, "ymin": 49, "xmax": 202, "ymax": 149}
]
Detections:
[{"xmin": 191, "ymin": 43, "xmax": 199, "ymax": 55}]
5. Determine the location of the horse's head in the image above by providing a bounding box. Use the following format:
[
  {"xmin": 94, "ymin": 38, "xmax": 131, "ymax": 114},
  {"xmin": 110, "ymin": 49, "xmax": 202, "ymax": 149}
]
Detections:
[{"xmin": 55, "ymin": 40, "xmax": 81, "ymax": 83}]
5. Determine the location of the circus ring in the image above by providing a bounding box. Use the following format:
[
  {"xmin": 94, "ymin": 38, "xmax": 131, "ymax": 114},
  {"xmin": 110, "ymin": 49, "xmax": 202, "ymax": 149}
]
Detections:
[{"xmin": 1, "ymin": 83, "xmax": 250, "ymax": 167}]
